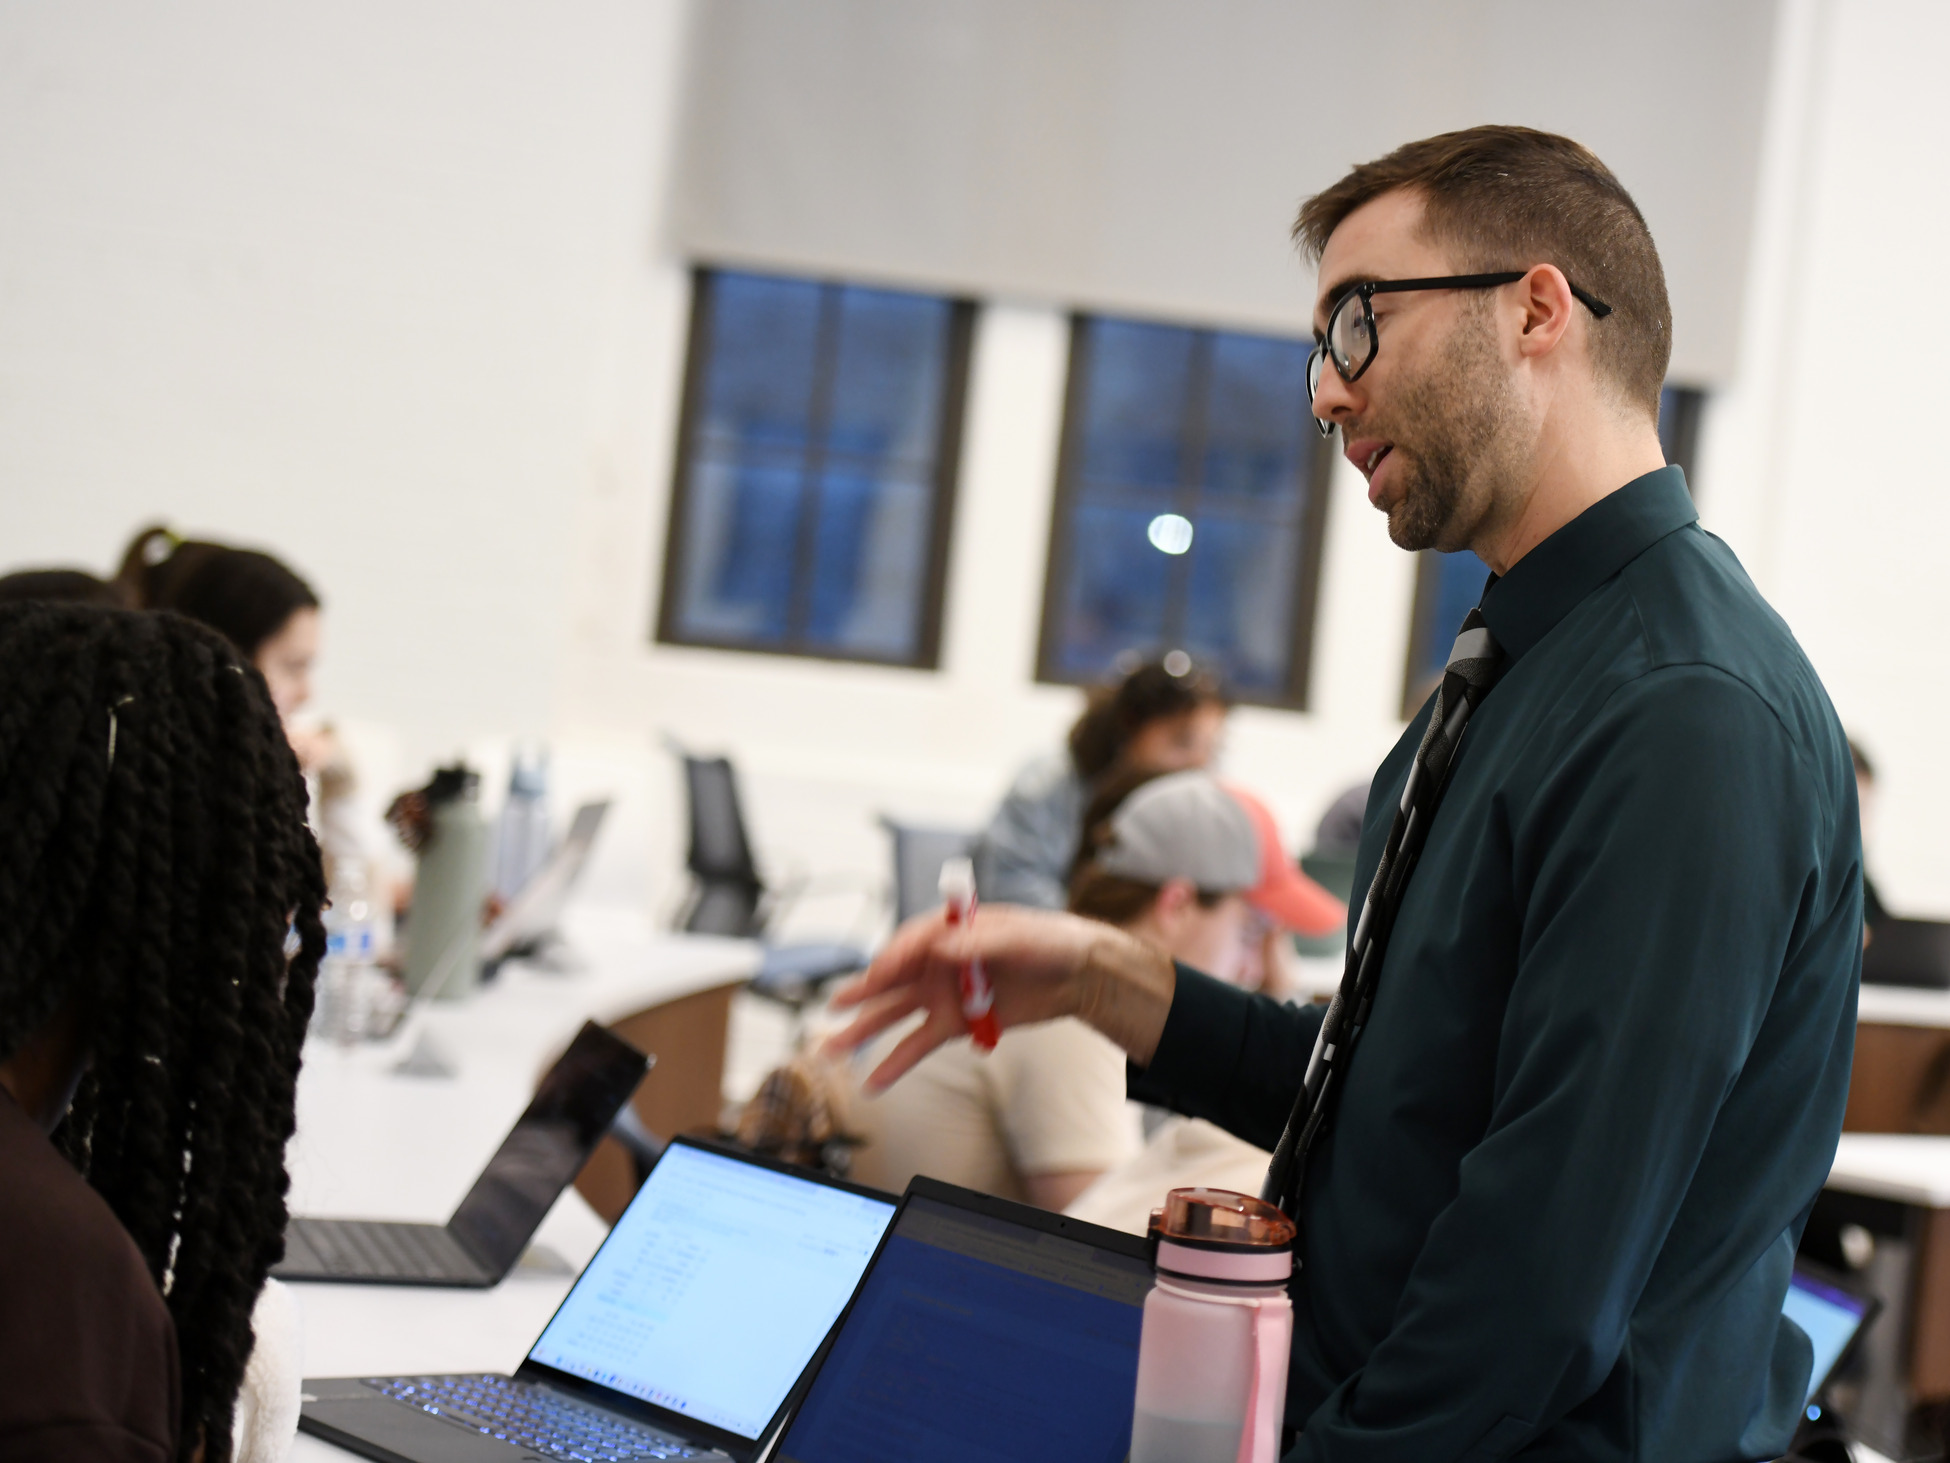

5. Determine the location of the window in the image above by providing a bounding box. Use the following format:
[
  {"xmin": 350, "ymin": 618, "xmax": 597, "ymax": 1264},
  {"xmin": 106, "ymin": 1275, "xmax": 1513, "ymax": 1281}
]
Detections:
[
  {"xmin": 1036, "ymin": 317, "xmax": 1334, "ymax": 707},
  {"xmin": 1399, "ymin": 384, "xmax": 1710, "ymax": 715},
  {"xmin": 1657, "ymin": 384, "xmax": 1705, "ymax": 489},
  {"xmin": 1401, "ymin": 551, "xmax": 1493, "ymax": 715},
  {"xmin": 656, "ymin": 269, "xmax": 974, "ymax": 666}
]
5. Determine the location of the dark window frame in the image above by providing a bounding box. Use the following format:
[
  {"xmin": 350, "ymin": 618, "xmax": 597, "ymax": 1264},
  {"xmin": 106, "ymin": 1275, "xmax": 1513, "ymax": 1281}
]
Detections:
[
  {"xmin": 1034, "ymin": 314, "xmax": 1337, "ymax": 711},
  {"xmin": 654, "ymin": 266, "xmax": 976, "ymax": 670}
]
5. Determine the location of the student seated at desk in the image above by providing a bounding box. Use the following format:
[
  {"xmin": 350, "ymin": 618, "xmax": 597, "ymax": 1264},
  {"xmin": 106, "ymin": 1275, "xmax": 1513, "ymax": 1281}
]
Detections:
[
  {"xmin": 116, "ymin": 525, "xmax": 365, "ymax": 886},
  {"xmin": 1061, "ymin": 774, "xmax": 1337, "ymax": 1233},
  {"xmin": 973, "ymin": 654, "xmax": 1230, "ymax": 910},
  {"xmin": 852, "ymin": 770, "xmax": 1306, "ymax": 1211},
  {"xmin": 0, "ymin": 604, "xmax": 325, "ymax": 1463}
]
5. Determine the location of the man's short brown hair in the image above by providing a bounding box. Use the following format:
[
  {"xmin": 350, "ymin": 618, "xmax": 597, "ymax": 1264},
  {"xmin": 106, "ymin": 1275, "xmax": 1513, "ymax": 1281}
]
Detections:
[{"xmin": 1294, "ymin": 126, "xmax": 1672, "ymax": 417}]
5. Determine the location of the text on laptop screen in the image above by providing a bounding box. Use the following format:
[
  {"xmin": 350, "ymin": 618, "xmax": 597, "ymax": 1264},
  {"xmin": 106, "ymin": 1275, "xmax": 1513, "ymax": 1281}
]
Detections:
[
  {"xmin": 778, "ymin": 1195, "xmax": 1152, "ymax": 1463},
  {"xmin": 1783, "ymin": 1270, "xmax": 1870, "ymax": 1404},
  {"xmin": 526, "ymin": 1144, "xmax": 895, "ymax": 1440}
]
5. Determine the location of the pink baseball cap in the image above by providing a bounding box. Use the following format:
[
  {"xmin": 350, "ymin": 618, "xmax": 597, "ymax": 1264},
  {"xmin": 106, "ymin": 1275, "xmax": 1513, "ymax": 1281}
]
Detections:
[{"xmin": 1224, "ymin": 785, "xmax": 1346, "ymax": 938}]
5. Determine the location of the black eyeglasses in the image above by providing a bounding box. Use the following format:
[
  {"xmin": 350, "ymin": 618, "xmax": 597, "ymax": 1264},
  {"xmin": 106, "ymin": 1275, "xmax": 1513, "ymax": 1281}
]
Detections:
[{"xmin": 1305, "ymin": 271, "xmax": 1614, "ymax": 437}]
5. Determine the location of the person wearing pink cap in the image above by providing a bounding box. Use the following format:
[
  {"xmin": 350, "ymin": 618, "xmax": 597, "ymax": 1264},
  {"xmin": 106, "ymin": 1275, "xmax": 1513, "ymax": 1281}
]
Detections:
[
  {"xmin": 849, "ymin": 769, "xmax": 1341, "ymax": 1213},
  {"xmin": 1053, "ymin": 772, "xmax": 1346, "ymax": 1231},
  {"xmin": 1226, "ymin": 784, "xmax": 1346, "ymax": 997}
]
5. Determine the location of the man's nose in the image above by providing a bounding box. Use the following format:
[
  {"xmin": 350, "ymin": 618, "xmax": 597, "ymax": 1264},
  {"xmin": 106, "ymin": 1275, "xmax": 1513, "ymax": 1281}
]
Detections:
[{"xmin": 1311, "ymin": 357, "xmax": 1361, "ymax": 433}]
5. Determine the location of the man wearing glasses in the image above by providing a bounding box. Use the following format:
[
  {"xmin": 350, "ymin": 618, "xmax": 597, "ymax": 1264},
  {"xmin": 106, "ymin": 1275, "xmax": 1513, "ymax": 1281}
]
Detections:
[{"xmin": 833, "ymin": 126, "xmax": 1860, "ymax": 1462}]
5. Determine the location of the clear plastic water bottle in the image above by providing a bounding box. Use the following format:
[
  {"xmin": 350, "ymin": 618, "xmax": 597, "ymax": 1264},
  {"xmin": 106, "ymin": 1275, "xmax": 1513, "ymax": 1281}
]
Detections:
[
  {"xmin": 493, "ymin": 749, "xmax": 553, "ymax": 903},
  {"xmin": 315, "ymin": 857, "xmax": 380, "ymax": 1044}
]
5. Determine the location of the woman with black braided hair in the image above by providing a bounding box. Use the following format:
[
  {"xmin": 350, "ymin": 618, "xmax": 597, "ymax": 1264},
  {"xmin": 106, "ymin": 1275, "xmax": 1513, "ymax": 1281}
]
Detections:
[{"xmin": 0, "ymin": 602, "xmax": 326, "ymax": 1462}]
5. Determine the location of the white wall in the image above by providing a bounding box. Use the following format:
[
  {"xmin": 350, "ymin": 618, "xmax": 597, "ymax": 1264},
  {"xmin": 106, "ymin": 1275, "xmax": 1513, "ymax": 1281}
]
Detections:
[
  {"xmin": 0, "ymin": 0, "xmax": 684, "ymax": 755},
  {"xmin": 1696, "ymin": 0, "xmax": 1950, "ymax": 914},
  {"xmin": 3, "ymin": 0, "xmax": 1947, "ymax": 925}
]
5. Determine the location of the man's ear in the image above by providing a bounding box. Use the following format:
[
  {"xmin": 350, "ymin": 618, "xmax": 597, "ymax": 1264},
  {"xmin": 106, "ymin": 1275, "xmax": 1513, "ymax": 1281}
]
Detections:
[{"xmin": 1514, "ymin": 263, "xmax": 1577, "ymax": 360}]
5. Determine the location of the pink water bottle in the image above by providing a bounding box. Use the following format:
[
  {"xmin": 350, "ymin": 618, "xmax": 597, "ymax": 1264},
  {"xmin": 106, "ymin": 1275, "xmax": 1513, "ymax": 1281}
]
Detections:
[{"xmin": 1130, "ymin": 1187, "xmax": 1296, "ymax": 1463}]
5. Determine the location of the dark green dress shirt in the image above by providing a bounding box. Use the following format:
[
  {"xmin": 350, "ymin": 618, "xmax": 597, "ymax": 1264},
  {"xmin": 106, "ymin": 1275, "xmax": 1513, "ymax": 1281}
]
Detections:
[{"xmin": 1132, "ymin": 468, "xmax": 1862, "ymax": 1462}]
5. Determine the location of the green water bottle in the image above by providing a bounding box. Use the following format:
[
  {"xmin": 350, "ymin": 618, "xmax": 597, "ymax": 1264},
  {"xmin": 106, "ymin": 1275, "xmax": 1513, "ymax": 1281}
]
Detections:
[{"xmin": 402, "ymin": 765, "xmax": 490, "ymax": 1002}]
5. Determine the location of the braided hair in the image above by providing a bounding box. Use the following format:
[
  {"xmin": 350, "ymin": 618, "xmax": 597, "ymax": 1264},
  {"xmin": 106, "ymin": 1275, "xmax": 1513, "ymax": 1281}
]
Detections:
[{"xmin": 0, "ymin": 603, "xmax": 326, "ymax": 1462}]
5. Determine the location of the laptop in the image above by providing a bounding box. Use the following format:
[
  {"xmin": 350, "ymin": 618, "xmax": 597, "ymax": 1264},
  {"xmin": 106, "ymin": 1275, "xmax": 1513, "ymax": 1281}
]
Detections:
[
  {"xmin": 1862, "ymin": 916, "xmax": 1950, "ymax": 989},
  {"xmin": 1783, "ymin": 1261, "xmax": 1879, "ymax": 1403},
  {"xmin": 300, "ymin": 1138, "xmax": 898, "ymax": 1463},
  {"xmin": 777, "ymin": 1176, "xmax": 1155, "ymax": 1463},
  {"xmin": 276, "ymin": 1020, "xmax": 650, "ymax": 1287},
  {"xmin": 483, "ymin": 800, "xmax": 612, "ymax": 968}
]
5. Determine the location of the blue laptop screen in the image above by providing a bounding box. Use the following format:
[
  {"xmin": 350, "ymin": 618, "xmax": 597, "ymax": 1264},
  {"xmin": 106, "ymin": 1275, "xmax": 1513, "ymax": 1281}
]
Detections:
[
  {"xmin": 778, "ymin": 1195, "xmax": 1152, "ymax": 1463},
  {"xmin": 1783, "ymin": 1269, "xmax": 1870, "ymax": 1404},
  {"xmin": 526, "ymin": 1144, "xmax": 895, "ymax": 1440}
]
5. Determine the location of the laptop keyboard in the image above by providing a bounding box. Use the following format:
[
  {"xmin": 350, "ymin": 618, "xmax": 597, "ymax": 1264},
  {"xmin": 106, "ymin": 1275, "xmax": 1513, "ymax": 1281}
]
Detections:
[
  {"xmin": 366, "ymin": 1375, "xmax": 721, "ymax": 1461},
  {"xmin": 291, "ymin": 1219, "xmax": 477, "ymax": 1279}
]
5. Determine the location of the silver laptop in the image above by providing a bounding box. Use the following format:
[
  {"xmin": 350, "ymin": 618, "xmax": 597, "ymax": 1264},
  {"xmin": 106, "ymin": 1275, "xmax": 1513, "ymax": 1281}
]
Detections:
[
  {"xmin": 483, "ymin": 800, "xmax": 612, "ymax": 967},
  {"xmin": 299, "ymin": 1138, "xmax": 898, "ymax": 1463}
]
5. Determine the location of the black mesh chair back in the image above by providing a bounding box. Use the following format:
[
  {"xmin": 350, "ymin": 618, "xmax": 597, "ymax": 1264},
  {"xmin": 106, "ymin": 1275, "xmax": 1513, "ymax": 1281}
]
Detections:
[
  {"xmin": 682, "ymin": 879, "xmax": 766, "ymax": 940},
  {"xmin": 668, "ymin": 745, "xmax": 869, "ymax": 1015},
  {"xmin": 684, "ymin": 755, "xmax": 761, "ymax": 884},
  {"xmin": 880, "ymin": 817, "xmax": 979, "ymax": 925},
  {"xmin": 678, "ymin": 754, "xmax": 766, "ymax": 939}
]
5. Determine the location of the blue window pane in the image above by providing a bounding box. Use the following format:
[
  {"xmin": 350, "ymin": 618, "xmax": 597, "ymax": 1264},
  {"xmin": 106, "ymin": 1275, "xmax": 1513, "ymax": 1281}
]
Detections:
[
  {"xmin": 663, "ymin": 270, "xmax": 961, "ymax": 665},
  {"xmin": 826, "ymin": 289, "xmax": 950, "ymax": 467},
  {"xmin": 1201, "ymin": 334, "xmax": 1310, "ymax": 503},
  {"xmin": 1051, "ymin": 503, "xmax": 1173, "ymax": 680},
  {"xmin": 807, "ymin": 471, "xmax": 932, "ymax": 659},
  {"xmin": 1043, "ymin": 318, "xmax": 1323, "ymax": 704},
  {"xmin": 675, "ymin": 452, "xmax": 804, "ymax": 646},
  {"xmin": 1077, "ymin": 320, "xmax": 1194, "ymax": 490},
  {"xmin": 1182, "ymin": 509, "xmax": 1301, "ymax": 693},
  {"xmin": 697, "ymin": 273, "xmax": 823, "ymax": 455},
  {"xmin": 1409, "ymin": 551, "xmax": 1492, "ymax": 699}
]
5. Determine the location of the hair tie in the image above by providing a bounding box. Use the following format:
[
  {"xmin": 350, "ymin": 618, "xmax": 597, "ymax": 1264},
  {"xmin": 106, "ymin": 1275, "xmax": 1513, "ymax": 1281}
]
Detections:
[{"xmin": 106, "ymin": 694, "xmax": 137, "ymax": 768}]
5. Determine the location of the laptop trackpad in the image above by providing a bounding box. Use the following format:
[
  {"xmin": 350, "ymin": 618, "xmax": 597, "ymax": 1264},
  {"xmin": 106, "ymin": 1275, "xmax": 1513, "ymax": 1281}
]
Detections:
[{"xmin": 303, "ymin": 1396, "xmax": 550, "ymax": 1462}]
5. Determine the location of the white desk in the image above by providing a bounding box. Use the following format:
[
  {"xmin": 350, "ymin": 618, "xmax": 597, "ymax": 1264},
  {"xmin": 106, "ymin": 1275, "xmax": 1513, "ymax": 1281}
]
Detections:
[
  {"xmin": 286, "ymin": 908, "xmax": 757, "ymax": 1460},
  {"xmin": 1857, "ymin": 983, "xmax": 1950, "ymax": 1031},
  {"xmin": 1831, "ymin": 1134, "xmax": 1950, "ymax": 1209}
]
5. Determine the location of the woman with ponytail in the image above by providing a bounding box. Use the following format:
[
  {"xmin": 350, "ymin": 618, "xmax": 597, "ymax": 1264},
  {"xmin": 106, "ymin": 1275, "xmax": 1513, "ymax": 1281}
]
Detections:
[
  {"xmin": 0, "ymin": 602, "xmax": 326, "ymax": 1462},
  {"xmin": 973, "ymin": 655, "xmax": 1231, "ymax": 910}
]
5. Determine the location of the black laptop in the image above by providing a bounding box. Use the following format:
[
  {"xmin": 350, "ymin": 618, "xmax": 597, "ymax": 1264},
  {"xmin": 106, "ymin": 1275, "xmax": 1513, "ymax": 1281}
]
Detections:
[
  {"xmin": 300, "ymin": 1137, "xmax": 898, "ymax": 1463},
  {"xmin": 776, "ymin": 1176, "xmax": 1155, "ymax": 1463},
  {"xmin": 1863, "ymin": 916, "xmax": 1950, "ymax": 989},
  {"xmin": 275, "ymin": 1021, "xmax": 650, "ymax": 1287}
]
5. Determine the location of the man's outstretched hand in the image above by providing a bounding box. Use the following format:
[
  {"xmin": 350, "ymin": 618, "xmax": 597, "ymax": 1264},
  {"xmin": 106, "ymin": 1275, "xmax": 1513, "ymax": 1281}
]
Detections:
[{"xmin": 822, "ymin": 904, "xmax": 1177, "ymax": 1093}]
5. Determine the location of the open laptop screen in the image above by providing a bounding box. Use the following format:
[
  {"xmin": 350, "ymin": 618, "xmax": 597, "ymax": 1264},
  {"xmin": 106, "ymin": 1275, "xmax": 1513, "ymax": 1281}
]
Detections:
[
  {"xmin": 778, "ymin": 1193, "xmax": 1152, "ymax": 1463},
  {"xmin": 1784, "ymin": 1267, "xmax": 1872, "ymax": 1403},
  {"xmin": 526, "ymin": 1142, "xmax": 896, "ymax": 1441},
  {"xmin": 445, "ymin": 1021, "xmax": 649, "ymax": 1273}
]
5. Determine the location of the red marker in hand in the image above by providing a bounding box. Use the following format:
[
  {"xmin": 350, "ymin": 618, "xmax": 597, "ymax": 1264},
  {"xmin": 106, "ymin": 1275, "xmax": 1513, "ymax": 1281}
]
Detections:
[{"xmin": 938, "ymin": 857, "xmax": 1000, "ymax": 1051}]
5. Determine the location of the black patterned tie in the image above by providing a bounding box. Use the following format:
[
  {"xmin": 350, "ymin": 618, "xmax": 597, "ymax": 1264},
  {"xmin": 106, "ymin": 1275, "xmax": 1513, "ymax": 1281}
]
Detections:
[{"xmin": 1262, "ymin": 606, "xmax": 1507, "ymax": 1217}]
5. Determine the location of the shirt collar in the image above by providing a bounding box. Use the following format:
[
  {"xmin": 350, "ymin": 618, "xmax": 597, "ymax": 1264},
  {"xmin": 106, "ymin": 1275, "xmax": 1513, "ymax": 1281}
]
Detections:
[{"xmin": 1478, "ymin": 466, "xmax": 1697, "ymax": 663}]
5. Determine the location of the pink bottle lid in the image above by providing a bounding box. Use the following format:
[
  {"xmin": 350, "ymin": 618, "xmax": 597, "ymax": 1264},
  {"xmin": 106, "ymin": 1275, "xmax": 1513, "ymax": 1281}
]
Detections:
[
  {"xmin": 1152, "ymin": 1187, "xmax": 1296, "ymax": 1249},
  {"xmin": 1148, "ymin": 1188, "xmax": 1295, "ymax": 1283}
]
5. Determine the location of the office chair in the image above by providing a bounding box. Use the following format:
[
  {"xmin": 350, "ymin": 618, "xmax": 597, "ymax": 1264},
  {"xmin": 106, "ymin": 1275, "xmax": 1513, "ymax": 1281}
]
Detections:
[
  {"xmin": 878, "ymin": 816, "xmax": 979, "ymax": 926},
  {"xmin": 670, "ymin": 750, "xmax": 869, "ymax": 1014}
]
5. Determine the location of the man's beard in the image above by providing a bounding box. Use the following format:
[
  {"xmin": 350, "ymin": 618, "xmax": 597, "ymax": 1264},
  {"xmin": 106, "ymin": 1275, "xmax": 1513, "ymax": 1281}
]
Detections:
[{"xmin": 1367, "ymin": 307, "xmax": 1523, "ymax": 554}]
